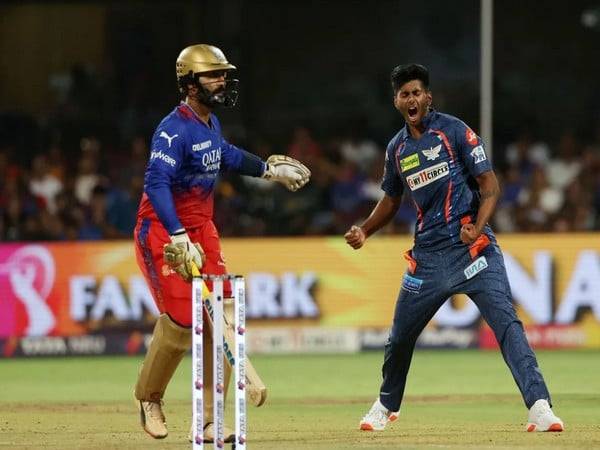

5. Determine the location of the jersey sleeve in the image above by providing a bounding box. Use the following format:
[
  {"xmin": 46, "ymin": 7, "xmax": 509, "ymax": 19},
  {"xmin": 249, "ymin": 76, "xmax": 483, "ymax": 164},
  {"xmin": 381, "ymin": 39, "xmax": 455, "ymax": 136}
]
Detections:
[
  {"xmin": 219, "ymin": 140, "xmax": 266, "ymax": 176},
  {"xmin": 381, "ymin": 138, "xmax": 404, "ymax": 198},
  {"xmin": 204, "ymin": 114, "xmax": 259, "ymax": 175},
  {"xmin": 208, "ymin": 117, "xmax": 265, "ymax": 176},
  {"xmin": 144, "ymin": 121, "xmax": 186, "ymax": 234},
  {"xmin": 219, "ymin": 138, "xmax": 243, "ymax": 171},
  {"xmin": 454, "ymin": 120, "xmax": 493, "ymax": 177}
]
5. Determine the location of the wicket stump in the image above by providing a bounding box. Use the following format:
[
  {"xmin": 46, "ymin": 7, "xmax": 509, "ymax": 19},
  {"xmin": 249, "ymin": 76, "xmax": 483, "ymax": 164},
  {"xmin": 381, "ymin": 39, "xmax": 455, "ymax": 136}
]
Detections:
[{"xmin": 192, "ymin": 275, "xmax": 247, "ymax": 449}]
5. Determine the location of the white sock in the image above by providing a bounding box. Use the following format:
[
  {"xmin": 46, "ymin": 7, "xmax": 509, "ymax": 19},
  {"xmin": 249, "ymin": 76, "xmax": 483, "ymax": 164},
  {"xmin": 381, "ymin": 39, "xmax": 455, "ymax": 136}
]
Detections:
[{"xmin": 375, "ymin": 398, "xmax": 388, "ymax": 413}]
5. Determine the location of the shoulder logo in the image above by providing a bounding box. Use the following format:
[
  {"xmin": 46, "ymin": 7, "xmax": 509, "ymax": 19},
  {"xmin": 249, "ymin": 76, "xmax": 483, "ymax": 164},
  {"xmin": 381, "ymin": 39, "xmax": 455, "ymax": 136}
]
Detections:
[
  {"xmin": 400, "ymin": 153, "xmax": 420, "ymax": 172},
  {"xmin": 150, "ymin": 150, "xmax": 177, "ymax": 167},
  {"xmin": 159, "ymin": 131, "xmax": 179, "ymax": 148},
  {"xmin": 422, "ymin": 144, "xmax": 442, "ymax": 161},
  {"xmin": 466, "ymin": 128, "xmax": 478, "ymax": 146},
  {"xmin": 470, "ymin": 145, "xmax": 487, "ymax": 164}
]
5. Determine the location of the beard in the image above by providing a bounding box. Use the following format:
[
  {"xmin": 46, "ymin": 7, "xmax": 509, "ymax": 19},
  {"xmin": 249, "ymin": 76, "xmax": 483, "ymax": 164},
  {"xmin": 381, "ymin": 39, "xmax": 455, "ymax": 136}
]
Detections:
[{"xmin": 196, "ymin": 80, "xmax": 239, "ymax": 108}]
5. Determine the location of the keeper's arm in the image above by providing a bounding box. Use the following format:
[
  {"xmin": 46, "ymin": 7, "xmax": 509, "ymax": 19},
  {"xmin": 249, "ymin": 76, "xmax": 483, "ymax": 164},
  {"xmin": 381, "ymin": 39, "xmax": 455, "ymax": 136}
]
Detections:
[{"xmin": 221, "ymin": 142, "xmax": 310, "ymax": 191}]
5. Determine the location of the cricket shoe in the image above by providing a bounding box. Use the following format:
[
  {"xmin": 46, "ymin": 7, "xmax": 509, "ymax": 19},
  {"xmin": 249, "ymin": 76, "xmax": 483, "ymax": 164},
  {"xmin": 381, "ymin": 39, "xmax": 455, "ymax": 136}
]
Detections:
[
  {"xmin": 359, "ymin": 398, "xmax": 399, "ymax": 431},
  {"xmin": 526, "ymin": 399, "xmax": 564, "ymax": 432},
  {"xmin": 136, "ymin": 397, "xmax": 168, "ymax": 439},
  {"xmin": 188, "ymin": 422, "xmax": 235, "ymax": 443}
]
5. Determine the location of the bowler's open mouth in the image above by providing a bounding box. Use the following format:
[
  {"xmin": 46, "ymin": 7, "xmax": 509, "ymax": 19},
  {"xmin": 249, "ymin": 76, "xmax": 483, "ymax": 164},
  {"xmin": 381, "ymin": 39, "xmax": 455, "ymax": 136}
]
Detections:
[{"xmin": 408, "ymin": 106, "xmax": 418, "ymax": 119}]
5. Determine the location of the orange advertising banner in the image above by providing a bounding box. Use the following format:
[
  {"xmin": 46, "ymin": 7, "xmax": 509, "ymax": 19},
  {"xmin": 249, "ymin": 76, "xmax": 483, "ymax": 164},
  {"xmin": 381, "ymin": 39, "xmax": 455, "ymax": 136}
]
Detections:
[{"xmin": 0, "ymin": 234, "xmax": 599, "ymax": 348}]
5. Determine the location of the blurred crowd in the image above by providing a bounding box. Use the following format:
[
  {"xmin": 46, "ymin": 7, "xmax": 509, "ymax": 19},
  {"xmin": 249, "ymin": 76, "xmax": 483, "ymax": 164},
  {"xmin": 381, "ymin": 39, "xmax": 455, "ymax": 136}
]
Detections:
[
  {"xmin": 493, "ymin": 128, "xmax": 600, "ymax": 233},
  {"xmin": 1, "ymin": 119, "xmax": 600, "ymax": 242},
  {"xmin": 0, "ymin": 136, "xmax": 143, "ymax": 241}
]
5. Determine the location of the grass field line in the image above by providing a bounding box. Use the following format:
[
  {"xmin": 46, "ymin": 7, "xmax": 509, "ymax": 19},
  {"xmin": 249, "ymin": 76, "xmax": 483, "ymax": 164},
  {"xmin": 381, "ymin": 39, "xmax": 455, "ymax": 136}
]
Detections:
[{"xmin": 1, "ymin": 351, "xmax": 599, "ymax": 449}]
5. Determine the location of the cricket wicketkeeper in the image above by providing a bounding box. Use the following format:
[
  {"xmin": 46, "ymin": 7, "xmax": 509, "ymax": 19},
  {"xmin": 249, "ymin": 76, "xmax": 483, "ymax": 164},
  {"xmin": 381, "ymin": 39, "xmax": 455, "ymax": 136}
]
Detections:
[{"xmin": 133, "ymin": 44, "xmax": 310, "ymax": 442}]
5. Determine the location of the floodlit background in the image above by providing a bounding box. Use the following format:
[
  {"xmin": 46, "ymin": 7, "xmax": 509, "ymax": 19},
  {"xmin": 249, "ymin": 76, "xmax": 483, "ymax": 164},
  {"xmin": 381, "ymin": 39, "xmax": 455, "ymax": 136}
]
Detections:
[
  {"xmin": 1, "ymin": 0, "xmax": 600, "ymax": 238},
  {"xmin": 0, "ymin": 1, "xmax": 599, "ymax": 449}
]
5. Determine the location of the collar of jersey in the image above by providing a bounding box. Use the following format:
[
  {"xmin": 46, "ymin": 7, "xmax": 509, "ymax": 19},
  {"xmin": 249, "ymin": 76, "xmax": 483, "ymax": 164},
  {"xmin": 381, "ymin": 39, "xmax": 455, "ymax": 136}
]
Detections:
[{"xmin": 179, "ymin": 101, "xmax": 215, "ymax": 129}]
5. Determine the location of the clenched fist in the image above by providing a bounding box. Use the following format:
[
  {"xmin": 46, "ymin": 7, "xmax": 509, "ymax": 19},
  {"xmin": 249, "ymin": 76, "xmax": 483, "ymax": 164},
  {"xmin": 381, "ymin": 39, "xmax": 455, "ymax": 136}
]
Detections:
[
  {"xmin": 460, "ymin": 223, "xmax": 480, "ymax": 245},
  {"xmin": 344, "ymin": 225, "xmax": 366, "ymax": 249}
]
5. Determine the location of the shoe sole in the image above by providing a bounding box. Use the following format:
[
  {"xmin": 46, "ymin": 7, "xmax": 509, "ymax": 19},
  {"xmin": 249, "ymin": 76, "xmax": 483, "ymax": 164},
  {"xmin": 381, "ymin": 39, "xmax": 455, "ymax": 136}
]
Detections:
[
  {"xmin": 526, "ymin": 422, "xmax": 564, "ymax": 432},
  {"xmin": 135, "ymin": 396, "xmax": 168, "ymax": 439},
  {"xmin": 359, "ymin": 413, "xmax": 398, "ymax": 431},
  {"xmin": 201, "ymin": 422, "xmax": 236, "ymax": 443}
]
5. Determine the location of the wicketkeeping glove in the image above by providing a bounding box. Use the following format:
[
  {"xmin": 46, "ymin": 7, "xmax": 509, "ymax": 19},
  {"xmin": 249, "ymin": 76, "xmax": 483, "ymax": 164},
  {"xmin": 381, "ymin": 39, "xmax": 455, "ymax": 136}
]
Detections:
[
  {"xmin": 163, "ymin": 230, "xmax": 206, "ymax": 282},
  {"xmin": 261, "ymin": 155, "xmax": 311, "ymax": 191}
]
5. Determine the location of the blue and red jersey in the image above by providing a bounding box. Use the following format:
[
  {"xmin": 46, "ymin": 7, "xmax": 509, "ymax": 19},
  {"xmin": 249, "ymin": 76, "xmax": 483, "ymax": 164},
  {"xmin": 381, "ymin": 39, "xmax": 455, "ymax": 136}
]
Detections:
[
  {"xmin": 382, "ymin": 110, "xmax": 494, "ymax": 250},
  {"xmin": 137, "ymin": 103, "xmax": 265, "ymax": 234}
]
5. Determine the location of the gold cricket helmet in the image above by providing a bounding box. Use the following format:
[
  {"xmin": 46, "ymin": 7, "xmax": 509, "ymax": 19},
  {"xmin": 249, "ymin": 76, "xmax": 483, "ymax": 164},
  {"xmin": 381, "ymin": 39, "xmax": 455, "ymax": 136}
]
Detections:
[{"xmin": 176, "ymin": 44, "xmax": 236, "ymax": 80}]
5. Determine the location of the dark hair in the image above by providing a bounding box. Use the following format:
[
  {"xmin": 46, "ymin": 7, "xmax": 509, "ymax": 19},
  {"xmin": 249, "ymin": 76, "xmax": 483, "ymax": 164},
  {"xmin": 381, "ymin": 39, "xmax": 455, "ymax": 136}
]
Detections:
[{"xmin": 391, "ymin": 64, "xmax": 430, "ymax": 93}]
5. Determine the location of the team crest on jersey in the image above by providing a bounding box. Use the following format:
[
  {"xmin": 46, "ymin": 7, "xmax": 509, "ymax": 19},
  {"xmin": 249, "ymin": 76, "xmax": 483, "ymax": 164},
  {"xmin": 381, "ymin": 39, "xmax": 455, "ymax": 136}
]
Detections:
[
  {"xmin": 470, "ymin": 145, "xmax": 487, "ymax": 164},
  {"xmin": 421, "ymin": 144, "xmax": 442, "ymax": 161},
  {"xmin": 464, "ymin": 256, "xmax": 488, "ymax": 279},
  {"xmin": 400, "ymin": 153, "xmax": 420, "ymax": 172},
  {"xmin": 466, "ymin": 128, "xmax": 478, "ymax": 146},
  {"xmin": 406, "ymin": 162, "xmax": 449, "ymax": 191}
]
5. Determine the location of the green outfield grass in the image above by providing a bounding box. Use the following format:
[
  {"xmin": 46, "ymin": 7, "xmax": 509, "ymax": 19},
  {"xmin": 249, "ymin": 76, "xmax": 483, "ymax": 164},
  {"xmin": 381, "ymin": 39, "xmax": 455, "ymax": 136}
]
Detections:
[{"xmin": 1, "ymin": 350, "xmax": 599, "ymax": 449}]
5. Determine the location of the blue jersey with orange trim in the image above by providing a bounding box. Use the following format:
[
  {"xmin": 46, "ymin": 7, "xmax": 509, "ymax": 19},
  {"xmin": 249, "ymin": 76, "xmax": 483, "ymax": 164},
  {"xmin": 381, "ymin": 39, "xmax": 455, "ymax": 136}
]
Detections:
[
  {"xmin": 381, "ymin": 110, "xmax": 494, "ymax": 250},
  {"xmin": 137, "ymin": 103, "xmax": 262, "ymax": 234}
]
